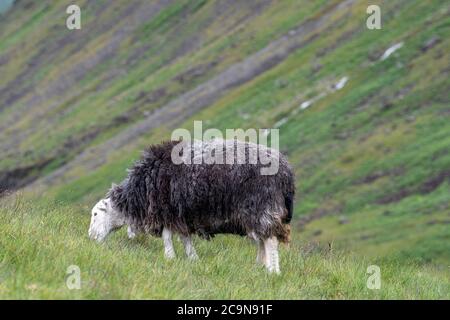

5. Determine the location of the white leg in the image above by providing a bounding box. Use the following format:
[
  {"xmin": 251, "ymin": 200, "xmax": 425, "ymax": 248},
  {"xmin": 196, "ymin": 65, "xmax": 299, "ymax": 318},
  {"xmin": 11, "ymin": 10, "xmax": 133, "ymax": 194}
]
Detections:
[
  {"xmin": 162, "ymin": 227, "xmax": 175, "ymax": 259},
  {"xmin": 127, "ymin": 225, "xmax": 136, "ymax": 239},
  {"xmin": 263, "ymin": 237, "xmax": 280, "ymax": 274},
  {"xmin": 180, "ymin": 234, "xmax": 198, "ymax": 260},
  {"xmin": 256, "ymin": 239, "xmax": 266, "ymax": 265}
]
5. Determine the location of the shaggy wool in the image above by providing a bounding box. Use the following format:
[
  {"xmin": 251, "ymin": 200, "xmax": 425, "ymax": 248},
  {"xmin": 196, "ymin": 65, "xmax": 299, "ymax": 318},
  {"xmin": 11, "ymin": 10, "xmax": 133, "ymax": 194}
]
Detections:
[{"xmin": 108, "ymin": 139, "xmax": 295, "ymax": 242}]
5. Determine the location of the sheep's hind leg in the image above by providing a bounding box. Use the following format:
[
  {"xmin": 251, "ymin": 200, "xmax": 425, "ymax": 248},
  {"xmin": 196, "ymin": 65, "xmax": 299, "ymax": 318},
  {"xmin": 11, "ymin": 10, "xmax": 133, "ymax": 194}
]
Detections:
[
  {"xmin": 263, "ymin": 236, "xmax": 280, "ymax": 274},
  {"xmin": 127, "ymin": 225, "xmax": 137, "ymax": 239},
  {"xmin": 162, "ymin": 228, "xmax": 176, "ymax": 259},
  {"xmin": 180, "ymin": 234, "xmax": 198, "ymax": 260},
  {"xmin": 255, "ymin": 239, "xmax": 266, "ymax": 265}
]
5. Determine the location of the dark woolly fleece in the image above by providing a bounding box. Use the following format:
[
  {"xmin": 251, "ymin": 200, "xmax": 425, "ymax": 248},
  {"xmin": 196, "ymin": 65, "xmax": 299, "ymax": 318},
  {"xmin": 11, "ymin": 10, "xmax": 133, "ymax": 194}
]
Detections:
[{"xmin": 108, "ymin": 140, "xmax": 295, "ymax": 242}]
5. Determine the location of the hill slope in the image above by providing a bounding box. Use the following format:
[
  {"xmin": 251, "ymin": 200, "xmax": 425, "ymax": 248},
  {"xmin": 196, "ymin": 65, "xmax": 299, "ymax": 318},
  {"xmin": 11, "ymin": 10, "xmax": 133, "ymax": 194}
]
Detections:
[
  {"xmin": 0, "ymin": 0, "xmax": 449, "ymax": 298},
  {"xmin": 0, "ymin": 197, "xmax": 448, "ymax": 299}
]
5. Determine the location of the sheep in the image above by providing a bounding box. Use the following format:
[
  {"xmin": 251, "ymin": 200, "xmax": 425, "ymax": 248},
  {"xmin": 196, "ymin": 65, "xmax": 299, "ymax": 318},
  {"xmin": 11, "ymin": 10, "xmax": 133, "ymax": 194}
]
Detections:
[{"xmin": 88, "ymin": 139, "xmax": 295, "ymax": 273}]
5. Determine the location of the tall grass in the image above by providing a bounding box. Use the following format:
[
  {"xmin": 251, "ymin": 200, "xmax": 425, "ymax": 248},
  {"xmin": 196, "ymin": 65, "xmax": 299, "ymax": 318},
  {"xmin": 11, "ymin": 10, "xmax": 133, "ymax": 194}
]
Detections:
[{"xmin": 0, "ymin": 196, "xmax": 448, "ymax": 299}]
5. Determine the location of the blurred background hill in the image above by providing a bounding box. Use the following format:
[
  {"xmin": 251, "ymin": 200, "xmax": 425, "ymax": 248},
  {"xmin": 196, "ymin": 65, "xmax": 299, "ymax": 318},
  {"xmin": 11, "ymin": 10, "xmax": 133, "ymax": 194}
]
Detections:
[
  {"xmin": 0, "ymin": 0, "xmax": 449, "ymax": 269},
  {"xmin": 0, "ymin": 0, "xmax": 13, "ymax": 14}
]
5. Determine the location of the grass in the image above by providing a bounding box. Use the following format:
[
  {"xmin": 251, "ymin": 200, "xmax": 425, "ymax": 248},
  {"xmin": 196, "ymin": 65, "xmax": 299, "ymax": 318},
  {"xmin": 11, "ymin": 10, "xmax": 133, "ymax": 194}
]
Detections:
[
  {"xmin": 0, "ymin": 197, "xmax": 448, "ymax": 299},
  {"xmin": 0, "ymin": 0, "xmax": 449, "ymax": 299}
]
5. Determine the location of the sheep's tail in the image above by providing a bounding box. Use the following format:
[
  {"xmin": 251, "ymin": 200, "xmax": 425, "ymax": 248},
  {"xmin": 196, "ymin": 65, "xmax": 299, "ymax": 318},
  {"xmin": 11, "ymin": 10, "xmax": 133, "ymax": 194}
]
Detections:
[
  {"xmin": 272, "ymin": 193, "xmax": 294, "ymax": 244},
  {"xmin": 283, "ymin": 192, "xmax": 294, "ymax": 224}
]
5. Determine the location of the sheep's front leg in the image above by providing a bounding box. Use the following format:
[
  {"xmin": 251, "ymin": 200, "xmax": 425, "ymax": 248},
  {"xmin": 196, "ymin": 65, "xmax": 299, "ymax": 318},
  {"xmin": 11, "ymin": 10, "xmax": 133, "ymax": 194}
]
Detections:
[
  {"xmin": 255, "ymin": 239, "xmax": 266, "ymax": 265},
  {"xmin": 263, "ymin": 236, "xmax": 280, "ymax": 274},
  {"xmin": 180, "ymin": 234, "xmax": 198, "ymax": 260},
  {"xmin": 127, "ymin": 225, "xmax": 137, "ymax": 239},
  {"xmin": 162, "ymin": 228, "xmax": 176, "ymax": 259}
]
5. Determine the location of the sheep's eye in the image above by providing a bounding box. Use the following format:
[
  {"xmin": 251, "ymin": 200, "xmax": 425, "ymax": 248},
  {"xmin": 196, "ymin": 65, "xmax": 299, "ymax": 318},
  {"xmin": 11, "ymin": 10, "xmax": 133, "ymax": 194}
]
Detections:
[{"xmin": 94, "ymin": 212, "xmax": 97, "ymax": 216}]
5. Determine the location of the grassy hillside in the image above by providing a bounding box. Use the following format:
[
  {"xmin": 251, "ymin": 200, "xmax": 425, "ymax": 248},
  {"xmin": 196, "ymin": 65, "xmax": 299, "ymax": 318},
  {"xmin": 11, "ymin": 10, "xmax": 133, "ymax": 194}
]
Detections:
[
  {"xmin": 0, "ymin": 0, "xmax": 449, "ymax": 299},
  {"xmin": 0, "ymin": 196, "xmax": 448, "ymax": 299}
]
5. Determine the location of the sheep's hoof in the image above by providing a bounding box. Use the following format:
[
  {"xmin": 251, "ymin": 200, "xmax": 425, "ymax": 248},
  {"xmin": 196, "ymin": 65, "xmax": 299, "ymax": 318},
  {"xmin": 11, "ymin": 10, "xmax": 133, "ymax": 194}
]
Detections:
[
  {"xmin": 266, "ymin": 268, "xmax": 281, "ymax": 275},
  {"xmin": 127, "ymin": 226, "xmax": 136, "ymax": 239},
  {"xmin": 188, "ymin": 253, "xmax": 199, "ymax": 261},
  {"xmin": 165, "ymin": 252, "xmax": 176, "ymax": 259}
]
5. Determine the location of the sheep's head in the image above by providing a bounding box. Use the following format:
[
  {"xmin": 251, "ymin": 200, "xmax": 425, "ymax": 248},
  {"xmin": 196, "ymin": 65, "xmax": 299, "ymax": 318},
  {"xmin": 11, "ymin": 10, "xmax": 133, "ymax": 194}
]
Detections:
[{"xmin": 88, "ymin": 198, "xmax": 125, "ymax": 242}]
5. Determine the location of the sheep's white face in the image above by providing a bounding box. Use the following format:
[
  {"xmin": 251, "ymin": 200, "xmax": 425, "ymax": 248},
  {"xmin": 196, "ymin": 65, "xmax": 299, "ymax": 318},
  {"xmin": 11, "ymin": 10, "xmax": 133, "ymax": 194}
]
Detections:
[{"xmin": 88, "ymin": 198, "xmax": 125, "ymax": 242}]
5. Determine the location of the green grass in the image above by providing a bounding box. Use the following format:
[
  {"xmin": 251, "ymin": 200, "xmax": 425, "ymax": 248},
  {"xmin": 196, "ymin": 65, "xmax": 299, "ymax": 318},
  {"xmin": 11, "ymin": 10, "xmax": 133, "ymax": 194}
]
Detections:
[
  {"xmin": 1, "ymin": 0, "xmax": 449, "ymax": 299},
  {"xmin": 0, "ymin": 198, "xmax": 448, "ymax": 299}
]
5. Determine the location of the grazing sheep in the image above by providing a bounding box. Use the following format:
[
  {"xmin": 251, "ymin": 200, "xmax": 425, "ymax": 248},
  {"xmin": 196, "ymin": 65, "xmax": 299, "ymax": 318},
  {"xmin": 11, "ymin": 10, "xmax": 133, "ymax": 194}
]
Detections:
[{"xmin": 88, "ymin": 139, "xmax": 295, "ymax": 273}]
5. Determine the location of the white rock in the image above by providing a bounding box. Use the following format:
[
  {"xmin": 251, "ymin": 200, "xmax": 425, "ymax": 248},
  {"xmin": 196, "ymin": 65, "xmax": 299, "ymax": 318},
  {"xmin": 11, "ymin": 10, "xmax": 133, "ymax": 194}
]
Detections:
[
  {"xmin": 300, "ymin": 100, "xmax": 313, "ymax": 110},
  {"xmin": 380, "ymin": 42, "xmax": 404, "ymax": 61},
  {"xmin": 274, "ymin": 117, "xmax": 288, "ymax": 128},
  {"xmin": 334, "ymin": 76, "xmax": 349, "ymax": 90}
]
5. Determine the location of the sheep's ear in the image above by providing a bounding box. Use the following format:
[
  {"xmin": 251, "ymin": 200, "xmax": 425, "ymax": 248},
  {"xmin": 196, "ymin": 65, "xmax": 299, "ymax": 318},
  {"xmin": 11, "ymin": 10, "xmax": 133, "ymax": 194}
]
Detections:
[
  {"xmin": 107, "ymin": 183, "xmax": 118, "ymax": 197},
  {"xmin": 110, "ymin": 182, "xmax": 123, "ymax": 195}
]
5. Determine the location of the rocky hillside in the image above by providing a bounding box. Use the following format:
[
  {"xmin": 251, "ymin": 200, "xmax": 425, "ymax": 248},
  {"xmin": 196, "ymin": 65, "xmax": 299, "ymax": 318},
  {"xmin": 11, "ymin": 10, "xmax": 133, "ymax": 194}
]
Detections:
[{"xmin": 1, "ymin": 0, "xmax": 449, "ymax": 266}]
